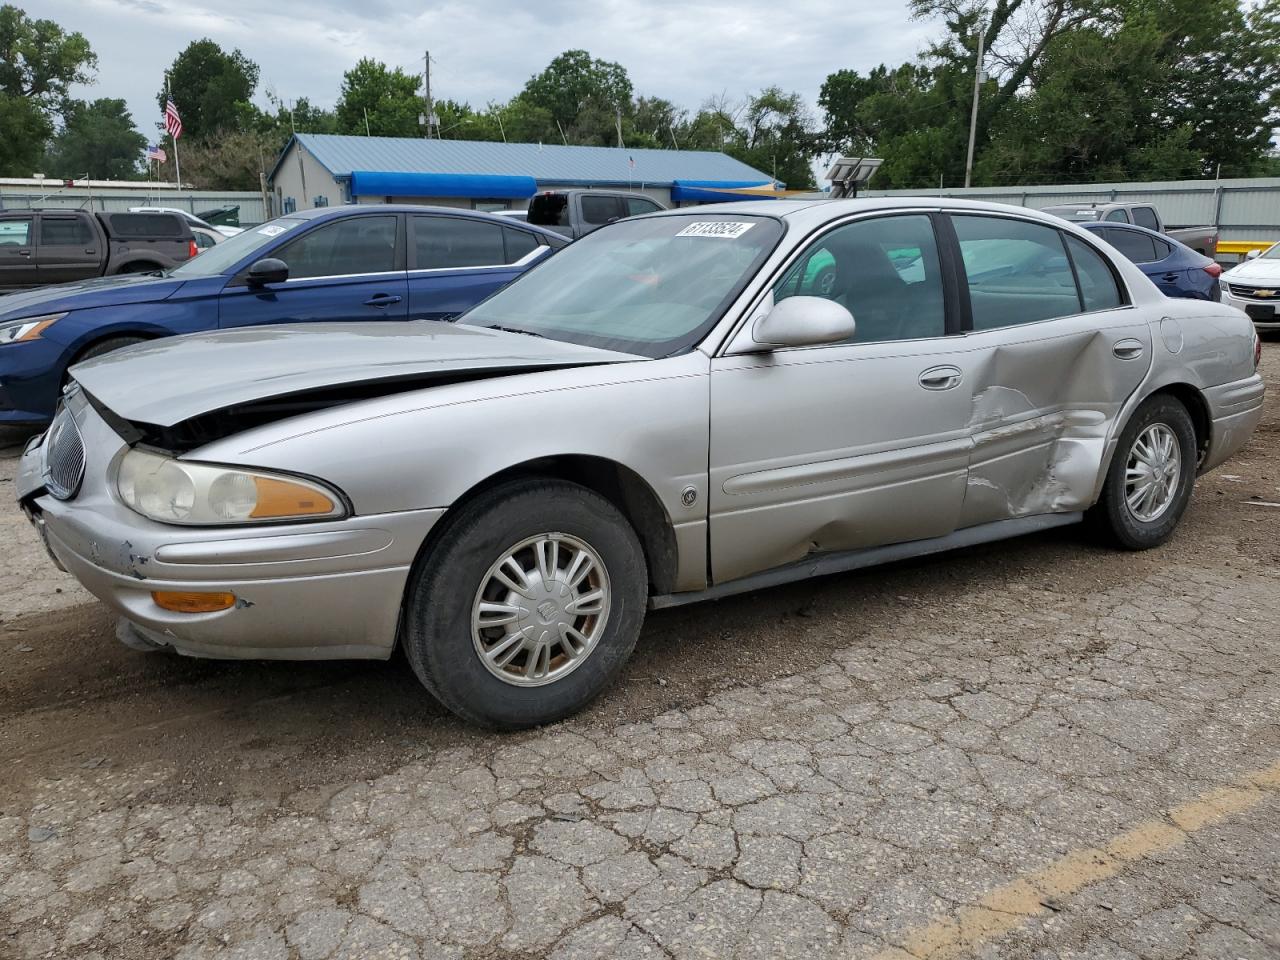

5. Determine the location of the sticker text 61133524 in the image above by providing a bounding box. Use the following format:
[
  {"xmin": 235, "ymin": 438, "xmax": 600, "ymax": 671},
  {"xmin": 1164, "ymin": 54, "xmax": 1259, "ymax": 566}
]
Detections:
[{"xmin": 675, "ymin": 221, "xmax": 756, "ymax": 239}]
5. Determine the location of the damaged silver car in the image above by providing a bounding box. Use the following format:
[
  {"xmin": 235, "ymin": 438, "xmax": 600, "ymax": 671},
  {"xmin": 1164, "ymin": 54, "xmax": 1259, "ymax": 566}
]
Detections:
[{"xmin": 15, "ymin": 199, "xmax": 1264, "ymax": 728}]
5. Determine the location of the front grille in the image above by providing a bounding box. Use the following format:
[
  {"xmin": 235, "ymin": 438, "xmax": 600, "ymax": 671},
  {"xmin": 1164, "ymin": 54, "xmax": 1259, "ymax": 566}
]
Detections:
[
  {"xmin": 1228, "ymin": 283, "xmax": 1280, "ymax": 301},
  {"xmin": 43, "ymin": 408, "xmax": 85, "ymax": 500}
]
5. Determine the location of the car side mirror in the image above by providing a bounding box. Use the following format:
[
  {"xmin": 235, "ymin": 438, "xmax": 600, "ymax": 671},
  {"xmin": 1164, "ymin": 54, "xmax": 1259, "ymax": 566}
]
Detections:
[
  {"xmin": 247, "ymin": 258, "xmax": 289, "ymax": 287},
  {"xmin": 1245, "ymin": 248, "xmax": 1262, "ymax": 261},
  {"xmin": 751, "ymin": 295, "xmax": 855, "ymax": 349}
]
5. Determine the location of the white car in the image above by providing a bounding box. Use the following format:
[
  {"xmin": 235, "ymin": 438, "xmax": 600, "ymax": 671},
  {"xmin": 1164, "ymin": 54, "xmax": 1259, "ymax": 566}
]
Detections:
[
  {"xmin": 1221, "ymin": 243, "xmax": 1280, "ymax": 332},
  {"xmin": 128, "ymin": 207, "xmax": 244, "ymax": 238}
]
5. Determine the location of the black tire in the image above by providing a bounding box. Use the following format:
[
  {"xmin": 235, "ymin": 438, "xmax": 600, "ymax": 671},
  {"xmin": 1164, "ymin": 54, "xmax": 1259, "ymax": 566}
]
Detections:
[
  {"xmin": 75, "ymin": 336, "xmax": 147, "ymax": 364},
  {"xmin": 1088, "ymin": 394, "xmax": 1197, "ymax": 550},
  {"xmin": 402, "ymin": 479, "xmax": 647, "ymax": 729}
]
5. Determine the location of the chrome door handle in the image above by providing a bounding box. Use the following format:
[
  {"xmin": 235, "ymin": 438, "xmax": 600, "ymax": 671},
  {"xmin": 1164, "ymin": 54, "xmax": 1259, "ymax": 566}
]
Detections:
[
  {"xmin": 918, "ymin": 365, "xmax": 963, "ymax": 390},
  {"xmin": 1113, "ymin": 338, "xmax": 1144, "ymax": 360},
  {"xmin": 364, "ymin": 294, "xmax": 402, "ymax": 307}
]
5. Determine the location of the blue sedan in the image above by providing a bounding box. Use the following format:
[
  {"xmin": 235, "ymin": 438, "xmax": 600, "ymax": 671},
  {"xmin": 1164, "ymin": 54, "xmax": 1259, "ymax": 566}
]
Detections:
[
  {"xmin": 0, "ymin": 206, "xmax": 566, "ymax": 423},
  {"xmin": 1079, "ymin": 221, "xmax": 1221, "ymax": 301}
]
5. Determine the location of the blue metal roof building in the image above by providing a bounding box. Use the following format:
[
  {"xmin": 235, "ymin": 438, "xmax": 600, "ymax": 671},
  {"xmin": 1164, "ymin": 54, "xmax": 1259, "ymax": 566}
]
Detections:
[{"xmin": 268, "ymin": 133, "xmax": 776, "ymax": 213}]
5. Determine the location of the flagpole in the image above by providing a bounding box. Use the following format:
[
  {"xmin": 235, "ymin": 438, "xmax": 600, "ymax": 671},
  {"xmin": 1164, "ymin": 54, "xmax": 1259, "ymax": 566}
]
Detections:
[{"xmin": 166, "ymin": 74, "xmax": 182, "ymax": 192}]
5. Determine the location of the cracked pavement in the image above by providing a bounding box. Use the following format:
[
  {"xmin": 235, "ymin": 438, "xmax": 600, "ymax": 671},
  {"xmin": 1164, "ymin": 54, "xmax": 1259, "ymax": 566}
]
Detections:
[{"xmin": 1, "ymin": 349, "xmax": 1279, "ymax": 960}]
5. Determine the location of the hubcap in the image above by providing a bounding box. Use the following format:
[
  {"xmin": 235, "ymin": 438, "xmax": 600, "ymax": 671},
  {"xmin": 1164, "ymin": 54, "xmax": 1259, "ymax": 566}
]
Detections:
[
  {"xmin": 1124, "ymin": 423, "xmax": 1181, "ymax": 523},
  {"xmin": 471, "ymin": 533, "xmax": 610, "ymax": 687}
]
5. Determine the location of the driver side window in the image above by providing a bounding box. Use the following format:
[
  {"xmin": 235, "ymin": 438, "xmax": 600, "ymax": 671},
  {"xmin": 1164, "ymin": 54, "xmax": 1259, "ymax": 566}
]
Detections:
[{"xmin": 772, "ymin": 214, "xmax": 946, "ymax": 343}]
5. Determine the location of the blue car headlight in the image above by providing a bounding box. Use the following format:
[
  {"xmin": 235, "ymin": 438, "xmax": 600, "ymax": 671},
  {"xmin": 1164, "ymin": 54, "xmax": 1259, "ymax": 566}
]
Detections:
[{"xmin": 0, "ymin": 312, "xmax": 67, "ymax": 345}]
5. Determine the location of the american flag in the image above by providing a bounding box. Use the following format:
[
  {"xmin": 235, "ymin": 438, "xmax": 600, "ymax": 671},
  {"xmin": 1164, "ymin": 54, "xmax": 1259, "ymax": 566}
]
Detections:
[
  {"xmin": 145, "ymin": 144, "xmax": 166, "ymax": 162},
  {"xmin": 164, "ymin": 95, "xmax": 183, "ymax": 140}
]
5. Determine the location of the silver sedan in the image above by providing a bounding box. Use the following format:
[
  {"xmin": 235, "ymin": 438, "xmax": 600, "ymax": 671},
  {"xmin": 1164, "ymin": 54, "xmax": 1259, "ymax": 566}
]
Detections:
[{"xmin": 15, "ymin": 199, "xmax": 1264, "ymax": 728}]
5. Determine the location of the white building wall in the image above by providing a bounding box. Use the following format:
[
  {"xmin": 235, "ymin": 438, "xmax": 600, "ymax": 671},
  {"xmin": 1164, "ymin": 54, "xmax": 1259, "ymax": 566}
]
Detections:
[{"xmin": 272, "ymin": 144, "xmax": 343, "ymax": 213}]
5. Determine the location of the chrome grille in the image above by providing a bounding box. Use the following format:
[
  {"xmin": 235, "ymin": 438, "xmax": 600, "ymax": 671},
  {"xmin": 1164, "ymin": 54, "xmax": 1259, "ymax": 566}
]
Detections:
[
  {"xmin": 1228, "ymin": 283, "xmax": 1280, "ymax": 301},
  {"xmin": 43, "ymin": 408, "xmax": 85, "ymax": 500}
]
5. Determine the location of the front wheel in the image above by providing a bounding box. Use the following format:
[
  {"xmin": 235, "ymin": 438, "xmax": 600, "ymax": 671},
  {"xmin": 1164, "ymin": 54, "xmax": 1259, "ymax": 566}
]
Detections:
[
  {"xmin": 1088, "ymin": 395, "xmax": 1197, "ymax": 550},
  {"xmin": 402, "ymin": 479, "xmax": 647, "ymax": 729}
]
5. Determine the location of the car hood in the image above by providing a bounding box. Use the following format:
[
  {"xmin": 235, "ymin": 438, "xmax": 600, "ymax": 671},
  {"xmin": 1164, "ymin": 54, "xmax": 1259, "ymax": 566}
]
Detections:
[
  {"xmin": 0, "ymin": 273, "xmax": 187, "ymax": 319},
  {"xmin": 1223, "ymin": 260, "xmax": 1280, "ymax": 284},
  {"xmin": 71, "ymin": 321, "xmax": 642, "ymax": 428}
]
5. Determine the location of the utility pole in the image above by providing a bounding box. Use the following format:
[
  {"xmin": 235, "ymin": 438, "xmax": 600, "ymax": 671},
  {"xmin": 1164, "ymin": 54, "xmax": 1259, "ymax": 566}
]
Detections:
[
  {"xmin": 964, "ymin": 19, "xmax": 986, "ymax": 189},
  {"xmin": 423, "ymin": 51, "xmax": 436, "ymax": 139}
]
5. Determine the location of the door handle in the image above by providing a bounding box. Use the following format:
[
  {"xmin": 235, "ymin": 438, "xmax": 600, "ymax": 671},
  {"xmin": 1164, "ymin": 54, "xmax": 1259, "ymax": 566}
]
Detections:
[
  {"xmin": 1113, "ymin": 338, "xmax": 1144, "ymax": 360},
  {"xmin": 1161, "ymin": 273, "xmax": 1179, "ymax": 283},
  {"xmin": 364, "ymin": 294, "xmax": 402, "ymax": 307},
  {"xmin": 918, "ymin": 365, "xmax": 963, "ymax": 390},
  {"xmin": 17, "ymin": 249, "xmax": 30, "ymax": 257}
]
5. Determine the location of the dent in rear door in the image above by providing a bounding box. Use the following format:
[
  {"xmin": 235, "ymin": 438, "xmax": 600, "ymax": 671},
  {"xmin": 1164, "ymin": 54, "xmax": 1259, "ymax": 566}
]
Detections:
[{"xmin": 959, "ymin": 311, "xmax": 1152, "ymax": 526}]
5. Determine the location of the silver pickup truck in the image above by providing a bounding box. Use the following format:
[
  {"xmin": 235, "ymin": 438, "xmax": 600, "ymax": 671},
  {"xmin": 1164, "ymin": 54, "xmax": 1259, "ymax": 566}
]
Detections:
[{"xmin": 1041, "ymin": 202, "xmax": 1218, "ymax": 259}]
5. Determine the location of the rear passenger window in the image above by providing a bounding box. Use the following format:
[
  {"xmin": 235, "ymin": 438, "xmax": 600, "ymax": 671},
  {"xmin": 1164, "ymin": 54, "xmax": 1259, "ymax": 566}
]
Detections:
[
  {"xmin": 773, "ymin": 214, "xmax": 946, "ymax": 343},
  {"xmin": 1150, "ymin": 237, "xmax": 1173, "ymax": 261},
  {"xmin": 1104, "ymin": 209, "xmax": 1130, "ymax": 223},
  {"xmin": 503, "ymin": 227, "xmax": 539, "ymax": 263},
  {"xmin": 0, "ymin": 219, "xmax": 31, "ymax": 245},
  {"xmin": 625, "ymin": 197, "xmax": 661, "ymax": 217},
  {"xmin": 1132, "ymin": 207, "xmax": 1160, "ymax": 231},
  {"xmin": 1104, "ymin": 228, "xmax": 1158, "ymax": 264},
  {"xmin": 953, "ymin": 215, "xmax": 1080, "ymax": 329},
  {"xmin": 581, "ymin": 195, "xmax": 623, "ymax": 225},
  {"xmin": 39, "ymin": 218, "xmax": 94, "ymax": 247},
  {"xmin": 414, "ymin": 217, "xmax": 505, "ymax": 269},
  {"xmin": 1064, "ymin": 236, "xmax": 1124, "ymax": 311}
]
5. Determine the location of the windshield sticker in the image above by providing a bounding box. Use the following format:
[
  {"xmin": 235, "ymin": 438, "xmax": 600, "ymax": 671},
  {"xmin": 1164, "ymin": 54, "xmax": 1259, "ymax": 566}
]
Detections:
[
  {"xmin": 676, "ymin": 221, "xmax": 756, "ymax": 239},
  {"xmin": 257, "ymin": 224, "xmax": 289, "ymax": 237}
]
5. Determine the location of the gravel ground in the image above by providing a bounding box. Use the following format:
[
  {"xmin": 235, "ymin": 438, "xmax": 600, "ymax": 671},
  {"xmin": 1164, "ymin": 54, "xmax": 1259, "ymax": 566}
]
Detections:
[{"xmin": 1, "ymin": 348, "xmax": 1278, "ymax": 960}]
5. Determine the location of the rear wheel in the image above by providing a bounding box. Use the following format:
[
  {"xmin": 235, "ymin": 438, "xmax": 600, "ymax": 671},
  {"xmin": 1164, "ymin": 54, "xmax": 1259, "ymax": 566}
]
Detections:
[
  {"xmin": 402, "ymin": 479, "xmax": 647, "ymax": 729},
  {"xmin": 1089, "ymin": 395, "xmax": 1197, "ymax": 550}
]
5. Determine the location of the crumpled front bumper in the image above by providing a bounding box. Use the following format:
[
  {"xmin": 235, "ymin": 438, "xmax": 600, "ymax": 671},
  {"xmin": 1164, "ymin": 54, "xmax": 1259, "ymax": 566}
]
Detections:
[{"xmin": 16, "ymin": 394, "xmax": 444, "ymax": 660}]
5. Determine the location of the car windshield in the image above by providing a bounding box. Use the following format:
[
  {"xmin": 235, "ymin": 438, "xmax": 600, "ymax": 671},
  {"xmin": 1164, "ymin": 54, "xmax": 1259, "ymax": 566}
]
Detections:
[
  {"xmin": 1045, "ymin": 207, "xmax": 1101, "ymax": 222},
  {"xmin": 459, "ymin": 214, "xmax": 783, "ymax": 357},
  {"xmin": 1261, "ymin": 243, "xmax": 1280, "ymax": 260},
  {"xmin": 167, "ymin": 218, "xmax": 305, "ymax": 278}
]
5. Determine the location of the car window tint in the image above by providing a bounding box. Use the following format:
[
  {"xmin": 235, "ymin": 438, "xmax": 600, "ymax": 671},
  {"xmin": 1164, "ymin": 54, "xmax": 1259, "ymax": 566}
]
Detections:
[
  {"xmin": 278, "ymin": 215, "xmax": 397, "ymax": 279},
  {"xmin": 1064, "ymin": 235, "xmax": 1123, "ymax": 311},
  {"xmin": 106, "ymin": 213, "xmax": 185, "ymax": 237},
  {"xmin": 503, "ymin": 227, "xmax": 539, "ymax": 263},
  {"xmin": 1104, "ymin": 227, "xmax": 1159, "ymax": 264},
  {"xmin": 626, "ymin": 197, "xmax": 661, "ymax": 216},
  {"xmin": 193, "ymin": 231, "xmax": 217, "ymax": 250},
  {"xmin": 953, "ymin": 215, "xmax": 1080, "ymax": 329},
  {"xmin": 1151, "ymin": 237, "xmax": 1173, "ymax": 261},
  {"xmin": 773, "ymin": 214, "xmax": 945, "ymax": 343},
  {"xmin": 39, "ymin": 217, "xmax": 94, "ymax": 247},
  {"xmin": 414, "ymin": 217, "xmax": 505, "ymax": 269},
  {"xmin": 1131, "ymin": 206, "xmax": 1160, "ymax": 231},
  {"xmin": 527, "ymin": 194, "xmax": 570, "ymax": 227},
  {"xmin": 581, "ymin": 195, "xmax": 623, "ymax": 225},
  {"xmin": 1104, "ymin": 209, "xmax": 1130, "ymax": 223}
]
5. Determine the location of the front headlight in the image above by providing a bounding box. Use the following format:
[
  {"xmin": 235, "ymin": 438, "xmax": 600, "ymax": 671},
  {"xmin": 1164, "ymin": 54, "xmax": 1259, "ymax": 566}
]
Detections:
[
  {"xmin": 116, "ymin": 448, "xmax": 348, "ymax": 525},
  {"xmin": 0, "ymin": 312, "xmax": 66, "ymax": 345}
]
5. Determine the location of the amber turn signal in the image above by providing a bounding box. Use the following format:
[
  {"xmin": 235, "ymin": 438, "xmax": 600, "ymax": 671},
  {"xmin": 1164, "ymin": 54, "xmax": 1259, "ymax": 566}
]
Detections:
[
  {"xmin": 151, "ymin": 590, "xmax": 237, "ymax": 613},
  {"xmin": 250, "ymin": 476, "xmax": 336, "ymax": 519}
]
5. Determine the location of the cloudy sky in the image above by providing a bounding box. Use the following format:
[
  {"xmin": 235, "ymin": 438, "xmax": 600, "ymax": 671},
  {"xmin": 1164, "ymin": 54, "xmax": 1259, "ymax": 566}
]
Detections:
[{"xmin": 44, "ymin": 0, "xmax": 939, "ymax": 143}]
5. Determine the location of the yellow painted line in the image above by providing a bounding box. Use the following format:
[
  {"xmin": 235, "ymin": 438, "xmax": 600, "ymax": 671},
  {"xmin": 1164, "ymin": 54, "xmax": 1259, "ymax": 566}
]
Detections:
[{"xmin": 865, "ymin": 759, "xmax": 1280, "ymax": 960}]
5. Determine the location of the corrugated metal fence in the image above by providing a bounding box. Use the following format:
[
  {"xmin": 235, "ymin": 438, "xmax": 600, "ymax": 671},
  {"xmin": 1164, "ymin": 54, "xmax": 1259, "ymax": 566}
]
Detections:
[
  {"xmin": 865, "ymin": 176, "xmax": 1280, "ymax": 246},
  {"xmin": 0, "ymin": 184, "xmax": 268, "ymax": 225}
]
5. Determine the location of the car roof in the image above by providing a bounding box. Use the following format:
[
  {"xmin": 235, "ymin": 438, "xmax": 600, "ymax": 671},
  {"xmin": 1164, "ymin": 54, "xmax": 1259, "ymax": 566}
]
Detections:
[{"xmin": 285, "ymin": 204, "xmax": 564, "ymax": 240}]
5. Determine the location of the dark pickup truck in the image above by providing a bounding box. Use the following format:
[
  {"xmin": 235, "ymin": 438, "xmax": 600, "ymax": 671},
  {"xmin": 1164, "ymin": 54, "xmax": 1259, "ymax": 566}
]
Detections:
[{"xmin": 0, "ymin": 209, "xmax": 197, "ymax": 291}]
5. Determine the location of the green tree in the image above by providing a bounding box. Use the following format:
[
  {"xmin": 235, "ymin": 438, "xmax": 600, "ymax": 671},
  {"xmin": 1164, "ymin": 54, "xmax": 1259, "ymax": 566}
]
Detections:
[
  {"xmin": 158, "ymin": 39, "xmax": 259, "ymax": 140},
  {"xmin": 0, "ymin": 4, "xmax": 96, "ymax": 175},
  {"xmin": 335, "ymin": 58, "xmax": 422, "ymax": 137},
  {"xmin": 723, "ymin": 87, "xmax": 818, "ymax": 188},
  {"xmin": 44, "ymin": 98, "xmax": 145, "ymax": 179},
  {"xmin": 517, "ymin": 49, "xmax": 634, "ymax": 145}
]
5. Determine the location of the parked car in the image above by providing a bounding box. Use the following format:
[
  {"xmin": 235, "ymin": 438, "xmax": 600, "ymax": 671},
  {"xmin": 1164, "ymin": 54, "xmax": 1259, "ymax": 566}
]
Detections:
[
  {"xmin": 1041, "ymin": 202, "xmax": 1218, "ymax": 258},
  {"xmin": 15, "ymin": 199, "xmax": 1262, "ymax": 729},
  {"xmin": 0, "ymin": 206, "xmax": 567, "ymax": 423},
  {"xmin": 130, "ymin": 206, "xmax": 244, "ymax": 238},
  {"xmin": 526, "ymin": 189, "xmax": 666, "ymax": 239},
  {"xmin": 190, "ymin": 225, "xmax": 224, "ymax": 252},
  {"xmin": 1220, "ymin": 241, "xmax": 1280, "ymax": 332},
  {"xmin": 1079, "ymin": 221, "xmax": 1221, "ymax": 300},
  {"xmin": 0, "ymin": 209, "xmax": 196, "ymax": 292}
]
